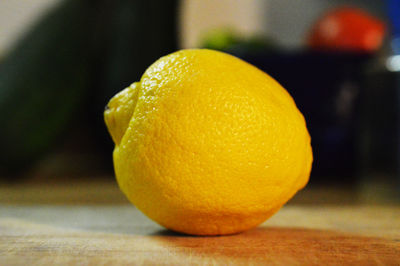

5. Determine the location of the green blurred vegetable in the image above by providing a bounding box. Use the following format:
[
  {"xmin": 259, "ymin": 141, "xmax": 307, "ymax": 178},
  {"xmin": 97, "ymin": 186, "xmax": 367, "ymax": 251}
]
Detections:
[{"xmin": 0, "ymin": 0, "xmax": 177, "ymax": 175}]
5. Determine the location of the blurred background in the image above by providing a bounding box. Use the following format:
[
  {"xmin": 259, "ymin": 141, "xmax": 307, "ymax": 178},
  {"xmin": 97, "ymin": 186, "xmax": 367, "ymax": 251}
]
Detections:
[{"xmin": 0, "ymin": 0, "xmax": 399, "ymax": 204}]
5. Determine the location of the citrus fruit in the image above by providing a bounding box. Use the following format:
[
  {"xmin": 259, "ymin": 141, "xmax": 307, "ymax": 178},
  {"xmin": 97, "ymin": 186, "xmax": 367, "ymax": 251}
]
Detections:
[{"xmin": 104, "ymin": 49, "xmax": 312, "ymax": 235}]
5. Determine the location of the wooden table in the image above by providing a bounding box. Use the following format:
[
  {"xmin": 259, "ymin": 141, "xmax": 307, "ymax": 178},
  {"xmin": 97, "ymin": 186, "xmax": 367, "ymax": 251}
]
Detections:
[{"xmin": 1, "ymin": 181, "xmax": 399, "ymax": 265}]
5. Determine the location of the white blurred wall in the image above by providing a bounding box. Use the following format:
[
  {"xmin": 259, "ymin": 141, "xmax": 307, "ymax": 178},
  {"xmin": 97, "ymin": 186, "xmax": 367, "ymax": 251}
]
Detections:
[
  {"xmin": 0, "ymin": 0, "xmax": 61, "ymax": 56},
  {"xmin": 179, "ymin": 0, "xmax": 386, "ymax": 49},
  {"xmin": 0, "ymin": 0, "xmax": 386, "ymax": 54}
]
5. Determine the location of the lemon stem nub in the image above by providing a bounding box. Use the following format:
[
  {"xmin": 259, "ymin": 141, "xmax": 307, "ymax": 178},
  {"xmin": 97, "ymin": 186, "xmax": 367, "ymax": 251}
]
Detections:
[{"xmin": 104, "ymin": 82, "xmax": 140, "ymax": 145}]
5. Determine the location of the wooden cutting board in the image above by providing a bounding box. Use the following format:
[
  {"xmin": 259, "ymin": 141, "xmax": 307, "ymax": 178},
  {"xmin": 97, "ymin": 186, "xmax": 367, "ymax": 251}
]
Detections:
[{"xmin": 1, "ymin": 205, "xmax": 399, "ymax": 265}]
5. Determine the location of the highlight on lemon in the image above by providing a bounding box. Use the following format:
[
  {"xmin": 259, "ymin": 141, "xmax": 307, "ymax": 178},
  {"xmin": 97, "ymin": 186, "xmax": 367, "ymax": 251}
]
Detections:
[{"xmin": 104, "ymin": 49, "xmax": 313, "ymax": 236}]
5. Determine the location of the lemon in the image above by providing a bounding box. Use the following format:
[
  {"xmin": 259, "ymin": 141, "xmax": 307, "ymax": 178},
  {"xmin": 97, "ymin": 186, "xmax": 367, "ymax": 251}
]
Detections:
[{"xmin": 104, "ymin": 49, "xmax": 312, "ymax": 235}]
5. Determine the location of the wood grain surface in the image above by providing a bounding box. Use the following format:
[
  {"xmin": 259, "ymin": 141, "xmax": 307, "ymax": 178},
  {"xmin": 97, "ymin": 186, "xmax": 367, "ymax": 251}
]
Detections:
[{"xmin": 1, "ymin": 205, "xmax": 399, "ymax": 265}]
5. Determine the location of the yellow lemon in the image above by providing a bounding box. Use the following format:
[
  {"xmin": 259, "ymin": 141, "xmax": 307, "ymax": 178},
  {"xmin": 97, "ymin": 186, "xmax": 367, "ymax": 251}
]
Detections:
[{"xmin": 104, "ymin": 49, "xmax": 312, "ymax": 235}]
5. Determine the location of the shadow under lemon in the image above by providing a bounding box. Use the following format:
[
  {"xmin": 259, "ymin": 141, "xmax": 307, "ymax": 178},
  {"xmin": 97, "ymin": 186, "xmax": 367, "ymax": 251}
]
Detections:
[{"xmin": 150, "ymin": 226, "xmax": 399, "ymax": 264}]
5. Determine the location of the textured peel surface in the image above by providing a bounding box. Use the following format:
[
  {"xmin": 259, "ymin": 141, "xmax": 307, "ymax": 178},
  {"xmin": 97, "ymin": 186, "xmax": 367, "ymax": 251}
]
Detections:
[{"xmin": 104, "ymin": 49, "xmax": 313, "ymax": 235}]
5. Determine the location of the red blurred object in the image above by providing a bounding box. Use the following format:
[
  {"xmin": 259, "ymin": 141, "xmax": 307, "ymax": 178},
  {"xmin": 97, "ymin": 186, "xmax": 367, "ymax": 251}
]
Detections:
[{"xmin": 307, "ymin": 7, "xmax": 386, "ymax": 52}]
